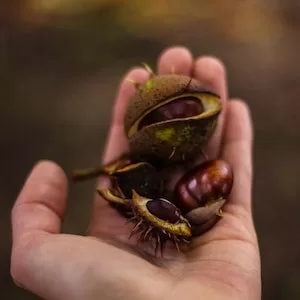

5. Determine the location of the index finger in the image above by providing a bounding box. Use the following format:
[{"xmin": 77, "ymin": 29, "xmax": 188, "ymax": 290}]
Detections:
[{"xmin": 102, "ymin": 67, "xmax": 149, "ymax": 164}]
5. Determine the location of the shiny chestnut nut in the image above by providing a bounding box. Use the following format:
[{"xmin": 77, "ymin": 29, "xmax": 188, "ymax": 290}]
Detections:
[{"xmin": 174, "ymin": 159, "xmax": 233, "ymax": 230}]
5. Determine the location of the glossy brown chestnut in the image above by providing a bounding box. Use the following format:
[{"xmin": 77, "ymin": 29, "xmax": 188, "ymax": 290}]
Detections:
[
  {"xmin": 146, "ymin": 198, "xmax": 182, "ymax": 223},
  {"xmin": 174, "ymin": 159, "xmax": 233, "ymax": 214}
]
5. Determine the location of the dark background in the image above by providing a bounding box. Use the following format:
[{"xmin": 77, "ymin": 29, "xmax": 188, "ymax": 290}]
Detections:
[{"xmin": 1, "ymin": 1, "xmax": 300, "ymax": 299}]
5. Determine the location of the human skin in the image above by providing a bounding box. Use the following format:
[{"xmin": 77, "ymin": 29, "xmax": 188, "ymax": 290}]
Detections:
[{"xmin": 11, "ymin": 47, "xmax": 261, "ymax": 300}]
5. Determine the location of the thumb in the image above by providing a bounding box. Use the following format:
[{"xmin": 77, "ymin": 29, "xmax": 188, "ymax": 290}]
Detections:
[
  {"xmin": 11, "ymin": 160, "xmax": 68, "ymax": 243},
  {"xmin": 187, "ymin": 100, "xmax": 261, "ymax": 299},
  {"xmin": 10, "ymin": 161, "xmax": 68, "ymax": 293}
]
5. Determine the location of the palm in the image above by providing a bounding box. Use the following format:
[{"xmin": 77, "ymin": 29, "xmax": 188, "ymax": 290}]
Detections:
[{"xmin": 11, "ymin": 47, "xmax": 261, "ymax": 300}]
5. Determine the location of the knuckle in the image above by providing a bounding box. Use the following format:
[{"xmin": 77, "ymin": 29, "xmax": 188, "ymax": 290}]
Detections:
[
  {"xmin": 10, "ymin": 234, "xmax": 39, "ymax": 288},
  {"xmin": 10, "ymin": 246, "xmax": 25, "ymax": 286}
]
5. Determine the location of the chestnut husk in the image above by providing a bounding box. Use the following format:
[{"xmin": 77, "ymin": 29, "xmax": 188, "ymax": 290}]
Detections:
[
  {"xmin": 113, "ymin": 162, "xmax": 163, "ymax": 199},
  {"xmin": 124, "ymin": 74, "xmax": 221, "ymax": 165}
]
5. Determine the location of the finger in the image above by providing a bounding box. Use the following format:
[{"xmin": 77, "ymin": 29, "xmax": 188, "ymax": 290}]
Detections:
[
  {"xmin": 190, "ymin": 99, "xmax": 254, "ymax": 248},
  {"xmin": 11, "ymin": 160, "xmax": 68, "ymax": 243},
  {"xmin": 187, "ymin": 101, "xmax": 259, "ymax": 298},
  {"xmin": 221, "ymin": 99, "xmax": 253, "ymax": 212},
  {"xmin": 102, "ymin": 67, "xmax": 149, "ymax": 164},
  {"xmin": 157, "ymin": 46, "xmax": 193, "ymax": 75},
  {"xmin": 89, "ymin": 68, "xmax": 149, "ymax": 235},
  {"xmin": 193, "ymin": 56, "xmax": 228, "ymax": 159}
]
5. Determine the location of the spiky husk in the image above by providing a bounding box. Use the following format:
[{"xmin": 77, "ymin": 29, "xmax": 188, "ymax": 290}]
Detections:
[{"xmin": 128, "ymin": 202, "xmax": 190, "ymax": 256}]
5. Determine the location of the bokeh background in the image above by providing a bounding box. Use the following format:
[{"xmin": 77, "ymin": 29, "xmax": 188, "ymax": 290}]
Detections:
[{"xmin": 2, "ymin": 0, "xmax": 300, "ymax": 299}]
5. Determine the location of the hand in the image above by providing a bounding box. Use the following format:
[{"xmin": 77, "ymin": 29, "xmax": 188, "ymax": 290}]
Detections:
[{"xmin": 11, "ymin": 47, "xmax": 261, "ymax": 300}]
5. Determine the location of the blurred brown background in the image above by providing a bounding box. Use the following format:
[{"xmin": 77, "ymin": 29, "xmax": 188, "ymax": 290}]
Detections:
[{"xmin": 1, "ymin": 0, "xmax": 300, "ymax": 299}]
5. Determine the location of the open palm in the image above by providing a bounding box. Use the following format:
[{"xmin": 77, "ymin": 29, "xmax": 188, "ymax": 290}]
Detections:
[{"xmin": 11, "ymin": 47, "xmax": 261, "ymax": 300}]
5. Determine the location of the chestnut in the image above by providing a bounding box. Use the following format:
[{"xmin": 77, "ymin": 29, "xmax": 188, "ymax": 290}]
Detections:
[{"xmin": 174, "ymin": 159, "xmax": 233, "ymax": 229}]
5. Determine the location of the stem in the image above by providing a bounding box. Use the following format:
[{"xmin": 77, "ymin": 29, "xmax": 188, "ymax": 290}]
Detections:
[
  {"xmin": 70, "ymin": 167, "xmax": 108, "ymax": 181},
  {"xmin": 70, "ymin": 153, "xmax": 132, "ymax": 182}
]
